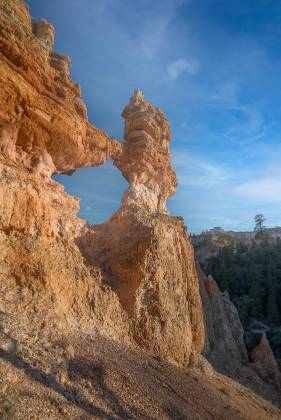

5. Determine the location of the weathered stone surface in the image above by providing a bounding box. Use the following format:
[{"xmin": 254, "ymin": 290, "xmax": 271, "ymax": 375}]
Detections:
[
  {"xmin": 198, "ymin": 263, "xmax": 248, "ymax": 366},
  {"xmin": 77, "ymin": 92, "xmax": 205, "ymax": 366},
  {"xmin": 0, "ymin": 0, "xmax": 128, "ymax": 346},
  {"xmin": 34, "ymin": 18, "xmax": 55, "ymax": 56},
  {"xmin": 0, "ymin": 0, "xmax": 204, "ymax": 367},
  {"xmin": 1, "ymin": 1, "xmax": 281, "ymax": 416},
  {"xmin": 251, "ymin": 333, "xmax": 281, "ymax": 389},
  {"xmin": 78, "ymin": 213, "xmax": 204, "ymax": 366},
  {"xmin": 0, "ymin": 163, "xmax": 131, "ymax": 342},
  {"xmin": 0, "ymin": 0, "xmax": 121, "ymax": 175}
]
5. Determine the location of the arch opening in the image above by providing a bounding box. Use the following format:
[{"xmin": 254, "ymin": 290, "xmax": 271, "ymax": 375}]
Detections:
[{"xmin": 53, "ymin": 159, "xmax": 128, "ymax": 224}]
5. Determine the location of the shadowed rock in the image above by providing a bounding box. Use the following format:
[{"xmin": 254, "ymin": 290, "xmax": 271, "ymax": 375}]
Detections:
[
  {"xmin": 197, "ymin": 263, "xmax": 248, "ymax": 366},
  {"xmin": 251, "ymin": 333, "xmax": 281, "ymax": 389}
]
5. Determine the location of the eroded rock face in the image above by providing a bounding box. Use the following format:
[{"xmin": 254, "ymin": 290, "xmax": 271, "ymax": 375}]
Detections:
[
  {"xmin": 77, "ymin": 91, "xmax": 204, "ymax": 365},
  {"xmin": 198, "ymin": 264, "xmax": 248, "ymax": 366},
  {"xmin": 0, "ymin": 161, "xmax": 131, "ymax": 343},
  {"xmin": 78, "ymin": 213, "xmax": 204, "ymax": 365},
  {"xmin": 0, "ymin": 0, "xmax": 204, "ymax": 367},
  {"xmin": 0, "ymin": 0, "xmax": 121, "ymax": 176}
]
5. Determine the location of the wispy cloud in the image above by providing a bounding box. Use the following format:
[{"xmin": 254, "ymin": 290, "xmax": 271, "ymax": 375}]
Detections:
[
  {"xmin": 172, "ymin": 150, "xmax": 229, "ymax": 188},
  {"xmin": 235, "ymin": 177, "xmax": 281, "ymax": 203},
  {"xmin": 224, "ymin": 106, "xmax": 265, "ymax": 145},
  {"xmin": 167, "ymin": 58, "xmax": 199, "ymax": 80}
]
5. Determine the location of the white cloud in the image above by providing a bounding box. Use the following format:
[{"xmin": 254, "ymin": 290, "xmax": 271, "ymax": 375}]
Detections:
[
  {"xmin": 167, "ymin": 58, "xmax": 199, "ymax": 80},
  {"xmin": 172, "ymin": 150, "xmax": 229, "ymax": 187},
  {"xmin": 235, "ymin": 177, "xmax": 281, "ymax": 203}
]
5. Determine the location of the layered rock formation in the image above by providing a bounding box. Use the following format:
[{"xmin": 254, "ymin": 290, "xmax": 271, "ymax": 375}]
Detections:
[{"xmin": 0, "ymin": 0, "xmax": 204, "ymax": 367}]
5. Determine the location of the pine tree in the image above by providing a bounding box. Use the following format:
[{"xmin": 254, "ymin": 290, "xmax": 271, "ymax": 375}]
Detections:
[{"xmin": 254, "ymin": 214, "xmax": 267, "ymax": 239}]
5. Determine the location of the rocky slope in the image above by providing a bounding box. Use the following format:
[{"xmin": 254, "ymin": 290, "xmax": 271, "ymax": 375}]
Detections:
[
  {"xmin": 0, "ymin": 0, "xmax": 281, "ymax": 418},
  {"xmin": 194, "ymin": 225, "xmax": 281, "ymax": 381},
  {"xmin": 2, "ymin": 330, "xmax": 281, "ymax": 420}
]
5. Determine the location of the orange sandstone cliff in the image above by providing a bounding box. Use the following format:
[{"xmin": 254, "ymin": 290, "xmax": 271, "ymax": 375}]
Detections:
[
  {"xmin": 0, "ymin": 0, "xmax": 204, "ymax": 366},
  {"xmin": 0, "ymin": 1, "xmax": 281, "ymax": 418},
  {"xmin": 0, "ymin": 0, "xmax": 121, "ymax": 175}
]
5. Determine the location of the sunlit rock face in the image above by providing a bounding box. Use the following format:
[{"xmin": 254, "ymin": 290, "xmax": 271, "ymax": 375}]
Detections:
[
  {"xmin": 78, "ymin": 91, "xmax": 205, "ymax": 366},
  {"xmin": 0, "ymin": 0, "xmax": 121, "ymax": 176},
  {"xmin": 78, "ymin": 90, "xmax": 204, "ymax": 365},
  {"xmin": 115, "ymin": 89, "xmax": 177, "ymax": 214},
  {"xmin": 0, "ymin": 0, "xmax": 204, "ymax": 367},
  {"xmin": 78, "ymin": 213, "xmax": 205, "ymax": 366}
]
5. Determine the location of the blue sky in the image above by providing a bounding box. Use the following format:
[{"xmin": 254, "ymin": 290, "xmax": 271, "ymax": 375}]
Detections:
[{"xmin": 27, "ymin": 0, "xmax": 281, "ymax": 233}]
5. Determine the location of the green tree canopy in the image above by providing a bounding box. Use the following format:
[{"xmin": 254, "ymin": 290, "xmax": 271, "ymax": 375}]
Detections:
[{"xmin": 206, "ymin": 235, "xmax": 281, "ymax": 327}]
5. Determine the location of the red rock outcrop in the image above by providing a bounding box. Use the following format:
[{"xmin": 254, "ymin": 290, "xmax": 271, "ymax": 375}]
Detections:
[
  {"xmin": 0, "ymin": 0, "xmax": 204, "ymax": 367},
  {"xmin": 77, "ymin": 91, "xmax": 205, "ymax": 366},
  {"xmin": 0, "ymin": 0, "xmax": 130, "ymax": 342},
  {"xmin": 0, "ymin": 0, "xmax": 121, "ymax": 176}
]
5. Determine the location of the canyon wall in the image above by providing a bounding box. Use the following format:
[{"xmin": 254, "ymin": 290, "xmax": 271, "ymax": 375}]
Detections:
[{"xmin": 0, "ymin": 0, "xmax": 204, "ymax": 367}]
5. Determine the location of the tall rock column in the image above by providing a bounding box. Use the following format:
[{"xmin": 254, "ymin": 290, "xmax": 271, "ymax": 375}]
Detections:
[{"xmin": 114, "ymin": 89, "xmax": 177, "ymax": 214}]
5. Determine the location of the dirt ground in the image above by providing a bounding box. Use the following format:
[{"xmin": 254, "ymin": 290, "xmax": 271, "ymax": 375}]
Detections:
[{"xmin": 0, "ymin": 315, "xmax": 281, "ymax": 419}]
